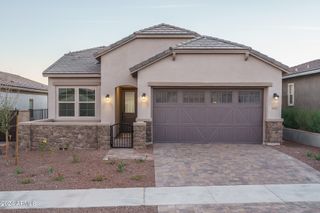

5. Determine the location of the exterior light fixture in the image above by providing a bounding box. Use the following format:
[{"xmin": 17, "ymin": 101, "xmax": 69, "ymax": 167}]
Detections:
[
  {"xmin": 273, "ymin": 93, "xmax": 279, "ymax": 100},
  {"xmin": 105, "ymin": 94, "xmax": 111, "ymax": 103},
  {"xmin": 141, "ymin": 93, "xmax": 147, "ymax": 102}
]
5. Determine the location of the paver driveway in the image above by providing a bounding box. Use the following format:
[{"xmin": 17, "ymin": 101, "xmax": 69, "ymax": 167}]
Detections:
[{"xmin": 154, "ymin": 143, "xmax": 320, "ymax": 187}]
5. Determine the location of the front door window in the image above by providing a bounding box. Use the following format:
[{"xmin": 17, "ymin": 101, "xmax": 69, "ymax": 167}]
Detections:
[{"xmin": 124, "ymin": 91, "xmax": 135, "ymax": 113}]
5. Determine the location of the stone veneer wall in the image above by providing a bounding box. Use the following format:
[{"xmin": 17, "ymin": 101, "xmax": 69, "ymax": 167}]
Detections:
[
  {"xmin": 265, "ymin": 120, "xmax": 283, "ymax": 144},
  {"xmin": 18, "ymin": 120, "xmax": 110, "ymax": 151},
  {"xmin": 133, "ymin": 121, "xmax": 146, "ymax": 149}
]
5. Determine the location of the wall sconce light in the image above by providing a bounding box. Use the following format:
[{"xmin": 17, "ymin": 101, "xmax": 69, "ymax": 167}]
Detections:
[
  {"xmin": 105, "ymin": 94, "xmax": 111, "ymax": 103},
  {"xmin": 141, "ymin": 93, "xmax": 147, "ymax": 102},
  {"xmin": 273, "ymin": 93, "xmax": 279, "ymax": 100}
]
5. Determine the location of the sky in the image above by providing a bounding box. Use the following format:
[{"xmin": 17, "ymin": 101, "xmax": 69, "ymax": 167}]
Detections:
[{"xmin": 1, "ymin": 0, "xmax": 320, "ymax": 84}]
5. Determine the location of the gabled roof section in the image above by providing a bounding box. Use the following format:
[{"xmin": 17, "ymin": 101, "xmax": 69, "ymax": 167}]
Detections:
[
  {"xmin": 43, "ymin": 46, "xmax": 105, "ymax": 76},
  {"xmin": 0, "ymin": 71, "xmax": 47, "ymax": 92},
  {"xmin": 283, "ymin": 67, "xmax": 320, "ymax": 79},
  {"xmin": 175, "ymin": 36, "xmax": 250, "ymax": 50},
  {"xmin": 130, "ymin": 36, "xmax": 289, "ymax": 73},
  {"xmin": 94, "ymin": 23, "xmax": 199, "ymax": 58},
  {"xmin": 290, "ymin": 59, "xmax": 320, "ymax": 73}
]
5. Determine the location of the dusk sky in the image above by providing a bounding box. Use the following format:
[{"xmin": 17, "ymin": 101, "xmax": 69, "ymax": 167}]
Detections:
[{"xmin": 1, "ymin": 0, "xmax": 320, "ymax": 84}]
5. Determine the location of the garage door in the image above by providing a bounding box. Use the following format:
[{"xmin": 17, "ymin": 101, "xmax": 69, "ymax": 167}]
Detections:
[{"xmin": 153, "ymin": 89, "xmax": 263, "ymax": 144}]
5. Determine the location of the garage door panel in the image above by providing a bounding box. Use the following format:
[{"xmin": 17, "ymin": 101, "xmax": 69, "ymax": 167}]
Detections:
[
  {"xmin": 153, "ymin": 89, "xmax": 263, "ymax": 144},
  {"xmin": 180, "ymin": 107, "xmax": 207, "ymax": 124},
  {"xmin": 206, "ymin": 107, "xmax": 234, "ymax": 124},
  {"xmin": 153, "ymin": 107, "xmax": 179, "ymax": 124}
]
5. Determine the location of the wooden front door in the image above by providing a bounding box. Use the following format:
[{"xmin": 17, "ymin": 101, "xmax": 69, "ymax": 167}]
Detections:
[{"xmin": 121, "ymin": 89, "xmax": 137, "ymax": 125}]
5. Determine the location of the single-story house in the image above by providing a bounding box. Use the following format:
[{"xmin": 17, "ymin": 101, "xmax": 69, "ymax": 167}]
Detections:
[
  {"xmin": 0, "ymin": 71, "xmax": 48, "ymax": 142},
  {"xmin": 19, "ymin": 23, "xmax": 288, "ymax": 150},
  {"xmin": 282, "ymin": 59, "xmax": 320, "ymax": 110}
]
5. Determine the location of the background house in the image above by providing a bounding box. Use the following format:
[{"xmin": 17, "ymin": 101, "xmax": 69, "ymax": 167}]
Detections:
[
  {"xmin": 0, "ymin": 71, "xmax": 48, "ymax": 143},
  {"xmin": 282, "ymin": 59, "xmax": 320, "ymax": 110}
]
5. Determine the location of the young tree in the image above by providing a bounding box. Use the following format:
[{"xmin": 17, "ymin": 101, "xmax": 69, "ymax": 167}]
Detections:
[{"xmin": 0, "ymin": 86, "xmax": 18, "ymax": 161}]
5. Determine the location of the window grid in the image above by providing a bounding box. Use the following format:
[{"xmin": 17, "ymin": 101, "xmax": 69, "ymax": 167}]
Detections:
[
  {"xmin": 211, "ymin": 91, "xmax": 232, "ymax": 104},
  {"xmin": 183, "ymin": 91, "xmax": 205, "ymax": 103},
  {"xmin": 288, "ymin": 83, "xmax": 294, "ymax": 106},
  {"xmin": 155, "ymin": 91, "xmax": 177, "ymax": 103},
  {"xmin": 238, "ymin": 91, "xmax": 261, "ymax": 104}
]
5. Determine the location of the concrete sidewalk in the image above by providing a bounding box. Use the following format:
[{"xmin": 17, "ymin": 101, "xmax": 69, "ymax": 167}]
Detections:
[{"xmin": 1, "ymin": 184, "xmax": 320, "ymax": 209}]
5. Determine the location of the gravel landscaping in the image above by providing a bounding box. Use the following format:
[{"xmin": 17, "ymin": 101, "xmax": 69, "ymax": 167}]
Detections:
[
  {"xmin": 0, "ymin": 148, "xmax": 155, "ymax": 191},
  {"xmin": 273, "ymin": 141, "xmax": 320, "ymax": 171}
]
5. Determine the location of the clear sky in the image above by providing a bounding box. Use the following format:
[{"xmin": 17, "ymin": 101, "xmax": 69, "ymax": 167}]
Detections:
[{"xmin": 1, "ymin": 0, "xmax": 320, "ymax": 84}]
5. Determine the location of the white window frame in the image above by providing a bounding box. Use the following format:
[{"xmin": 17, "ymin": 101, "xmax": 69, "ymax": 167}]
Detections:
[
  {"xmin": 56, "ymin": 86, "xmax": 98, "ymax": 120},
  {"xmin": 288, "ymin": 83, "xmax": 295, "ymax": 106}
]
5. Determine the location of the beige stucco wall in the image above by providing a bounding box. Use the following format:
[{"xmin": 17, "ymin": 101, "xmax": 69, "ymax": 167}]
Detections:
[
  {"xmin": 100, "ymin": 38, "xmax": 189, "ymax": 123},
  {"xmin": 48, "ymin": 77, "xmax": 101, "ymax": 120},
  {"xmin": 137, "ymin": 53, "xmax": 283, "ymax": 121}
]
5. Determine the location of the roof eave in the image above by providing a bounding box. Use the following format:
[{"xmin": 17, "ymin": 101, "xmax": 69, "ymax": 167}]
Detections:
[
  {"xmin": 283, "ymin": 68, "xmax": 320, "ymax": 79},
  {"xmin": 43, "ymin": 73, "xmax": 101, "ymax": 78}
]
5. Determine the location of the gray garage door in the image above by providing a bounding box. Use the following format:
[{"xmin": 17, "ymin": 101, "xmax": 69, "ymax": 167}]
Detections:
[{"xmin": 153, "ymin": 89, "xmax": 263, "ymax": 144}]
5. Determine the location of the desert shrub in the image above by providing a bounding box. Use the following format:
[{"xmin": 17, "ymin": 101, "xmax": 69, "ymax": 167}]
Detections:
[
  {"xmin": 306, "ymin": 151, "xmax": 313, "ymax": 159},
  {"xmin": 53, "ymin": 173, "xmax": 64, "ymax": 181},
  {"xmin": 20, "ymin": 178, "xmax": 33, "ymax": 184},
  {"xmin": 117, "ymin": 161, "xmax": 126, "ymax": 173},
  {"xmin": 130, "ymin": 175, "xmax": 144, "ymax": 181},
  {"xmin": 91, "ymin": 175, "xmax": 106, "ymax": 182},
  {"xmin": 282, "ymin": 107, "xmax": 320, "ymax": 133},
  {"xmin": 15, "ymin": 167, "xmax": 23, "ymax": 175},
  {"xmin": 314, "ymin": 153, "xmax": 320, "ymax": 161},
  {"xmin": 48, "ymin": 166, "xmax": 54, "ymax": 175},
  {"xmin": 39, "ymin": 138, "xmax": 48, "ymax": 152},
  {"xmin": 71, "ymin": 154, "xmax": 80, "ymax": 163}
]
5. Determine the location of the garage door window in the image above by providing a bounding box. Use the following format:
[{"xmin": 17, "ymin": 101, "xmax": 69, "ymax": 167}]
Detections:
[
  {"xmin": 239, "ymin": 91, "xmax": 261, "ymax": 104},
  {"xmin": 211, "ymin": 91, "xmax": 232, "ymax": 104},
  {"xmin": 183, "ymin": 91, "xmax": 205, "ymax": 103},
  {"xmin": 155, "ymin": 91, "xmax": 177, "ymax": 103}
]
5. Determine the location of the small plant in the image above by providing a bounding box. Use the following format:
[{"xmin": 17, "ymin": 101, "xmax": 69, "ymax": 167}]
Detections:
[
  {"xmin": 20, "ymin": 178, "xmax": 33, "ymax": 184},
  {"xmin": 39, "ymin": 138, "xmax": 48, "ymax": 152},
  {"xmin": 130, "ymin": 175, "xmax": 144, "ymax": 181},
  {"xmin": 91, "ymin": 175, "xmax": 106, "ymax": 182},
  {"xmin": 15, "ymin": 167, "xmax": 23, "ymax": 175},
  {"xmin": 314, "ymin": 153, "xmax": 320, "ymax": 161},
  {"xmin": 117, "ymin": 161, "xmax": 126, "ymax": 173},
  {"xmin": 48, "ymin": 166, "xmax": 54, "ymax": 175},
  {"xmin": 76, "ymin": 171, "xmax": 81, "ymax": 175},
  {"xmin": 306, "ymin": 151, "xmax": 314, "ymax": 159},
  {"xmin": 53, "ymin": 173, "xmax": 64, "ymax": 182},
  {"xmin": 71, "ymin": 153, "xmax": 80, "ymax": 163}
]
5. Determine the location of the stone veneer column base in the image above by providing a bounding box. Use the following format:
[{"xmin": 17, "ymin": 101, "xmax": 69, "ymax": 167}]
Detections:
[
  {"xmin": 265, "ymin": 119, "xmax": 283, "ymax": 145},
  {"xmin": 133, "ymin": 121, "xmax": 147, "ymax": 149}
]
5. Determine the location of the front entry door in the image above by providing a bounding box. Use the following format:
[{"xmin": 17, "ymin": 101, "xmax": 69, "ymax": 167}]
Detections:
[{"xmin": 121, "ymin": 89, "xmax": 137, "ymax": 125}]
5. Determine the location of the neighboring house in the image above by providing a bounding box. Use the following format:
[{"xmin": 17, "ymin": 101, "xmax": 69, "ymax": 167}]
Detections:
[
  {"xmin": 282, "ymin": 59, "xmax": 320, "ymax": 110},
  {"xmin": 40, "ymin": 23, "xmax": 288, "ymax": 146},
  {"xmin": 0, "ymin": 71, "xmax": 48, "ymax": 111},
  {"xmin": 0, "ymin": 71, "xmax": 48, "ymax": 142}
]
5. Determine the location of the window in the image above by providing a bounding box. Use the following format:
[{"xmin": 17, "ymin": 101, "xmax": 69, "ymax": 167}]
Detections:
[
  {"xmin": 124, "ymin": 91, "xmax": 135, "ymax": 113},
  {"xmin": 288, "ymin": 83, "xmax": 294, "ymax": 106},
  {"xmin": 183, "ymin": 91, "xmax": 205, "ymax": 103},
  {"xmin": 211, "ymin": 91, "xmax": 232, "ymax": 104},
  {"xmin": 29, "ymin": 99, "xmax": 34, "ymax": 110},
  {"xmin": 79, "ymin": 88, "xmax": 95, "ymax": 116},
  {"xmin": 59, "ymin": 88, "xmax": 75, "ymax": 116},
  {"xmin": 239, "ymin": 91, "xmax": 261, "ymax": 104},
  {"xmin": 58, "ymin": 87, "xmax": 96, "ymax": 118},
  {"xmin": 155, "ymin": 91, "xmax": 177, "ymax": 103}
]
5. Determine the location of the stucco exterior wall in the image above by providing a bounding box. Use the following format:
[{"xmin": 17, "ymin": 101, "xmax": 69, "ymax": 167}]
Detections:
[
  {"xmin": 137, "ymin": 53, "xmax": 283, "ymax": 121},
  {"xmin": 47, "ymin": 77, "xmax": 101, "ymax": 120},
  {"xmin": 100, "ymin": 38, "xmax": 189, "ymax": 123},
  {"xmin": 0, "ymin": 92, "xmax": 47, "ymax": 110},
  {"xmin": 282, "ymin": 73, "xmax": 320, "ymax": 110}
]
